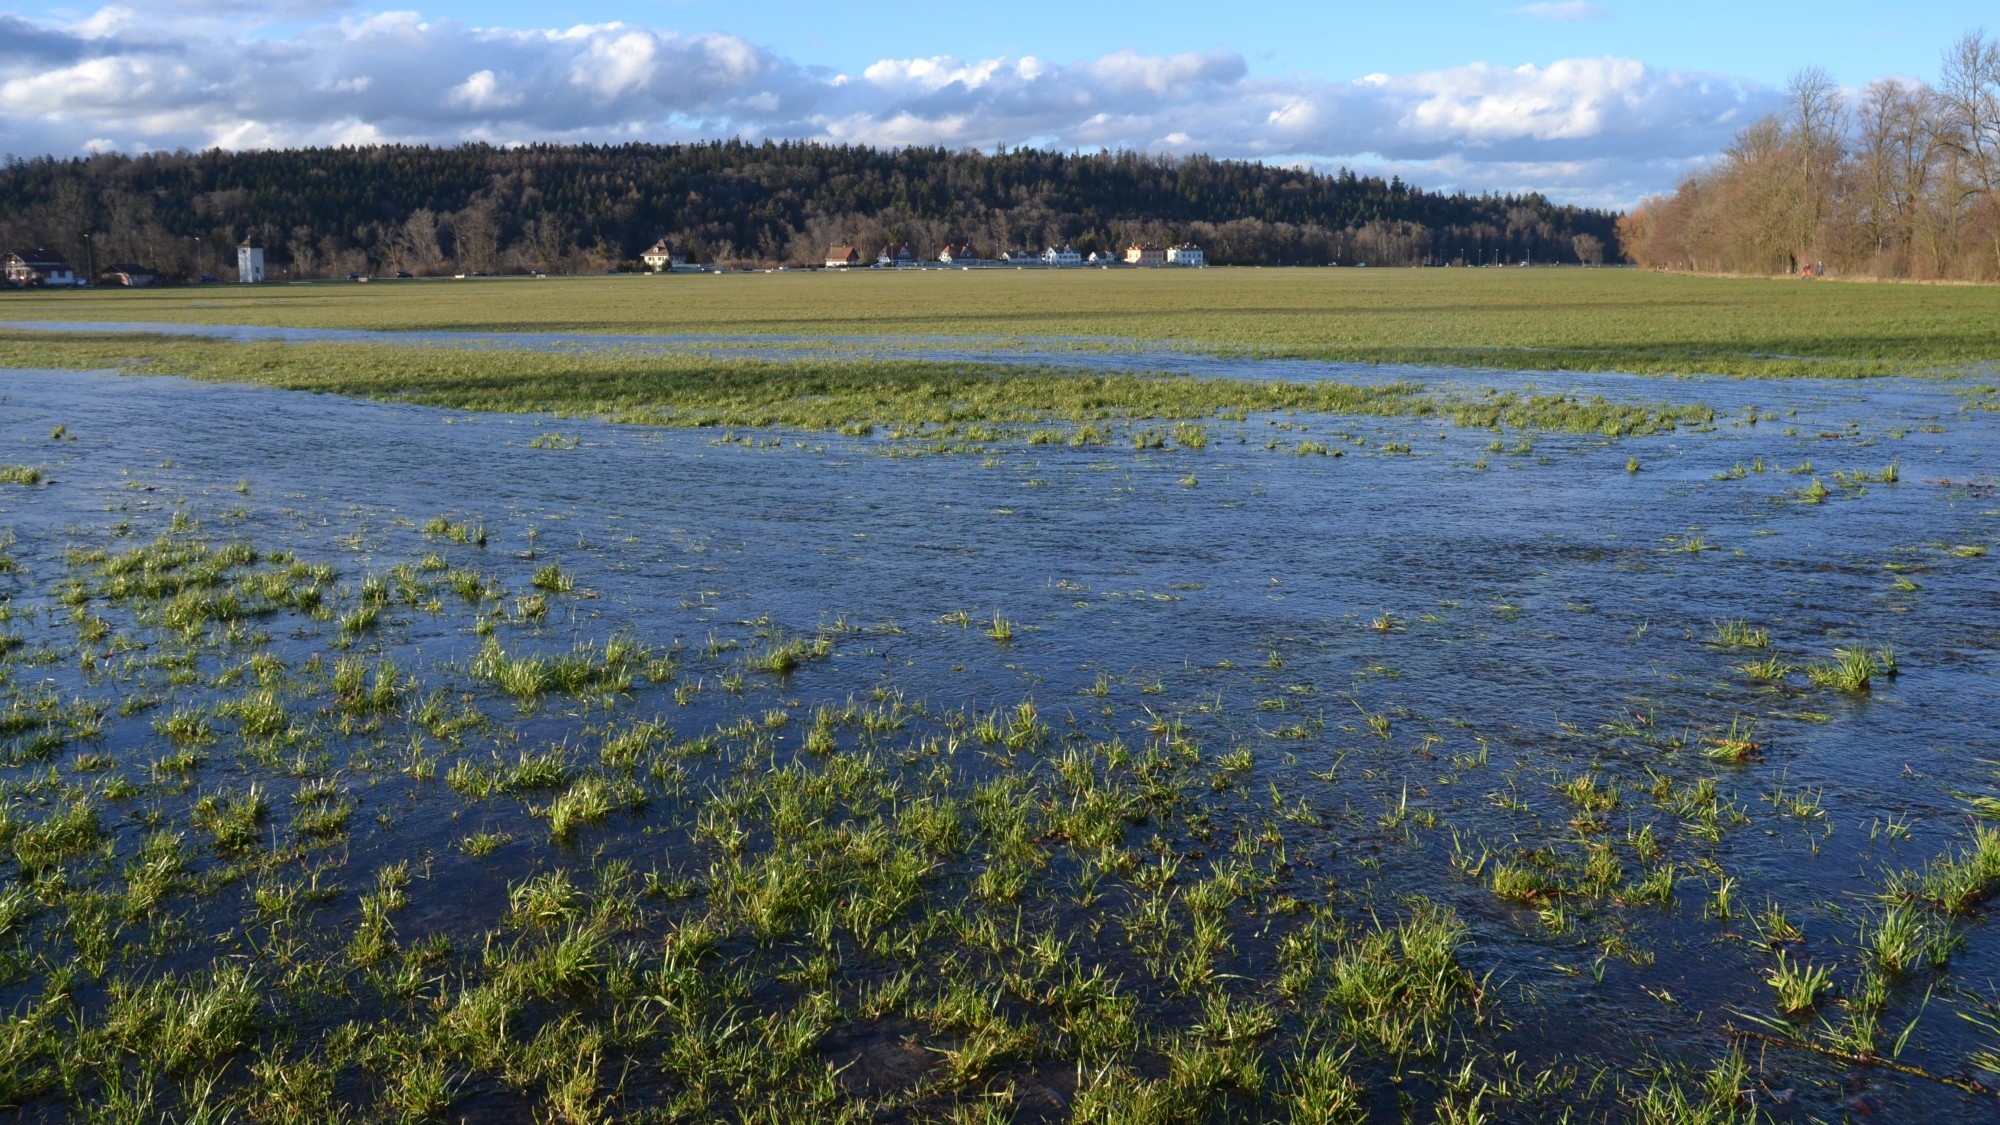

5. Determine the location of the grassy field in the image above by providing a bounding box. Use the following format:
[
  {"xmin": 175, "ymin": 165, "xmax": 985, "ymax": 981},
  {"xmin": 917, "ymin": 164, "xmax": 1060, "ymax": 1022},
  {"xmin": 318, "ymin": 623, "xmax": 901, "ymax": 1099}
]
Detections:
[
  {"xmin": 4, "ymin": 268, "xmax": 1999, "ymax": 379},
  {"xmin": 0, "ymin": 335, "xmax": 1713, "ymax": 445}
]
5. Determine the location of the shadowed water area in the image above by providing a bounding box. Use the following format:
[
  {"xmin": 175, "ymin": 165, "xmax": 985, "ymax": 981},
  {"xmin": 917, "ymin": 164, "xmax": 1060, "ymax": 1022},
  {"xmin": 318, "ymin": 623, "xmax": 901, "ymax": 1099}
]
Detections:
[{"xmin": 0, "ymin": 362, "xmax": 1995, "ymax": 1121}]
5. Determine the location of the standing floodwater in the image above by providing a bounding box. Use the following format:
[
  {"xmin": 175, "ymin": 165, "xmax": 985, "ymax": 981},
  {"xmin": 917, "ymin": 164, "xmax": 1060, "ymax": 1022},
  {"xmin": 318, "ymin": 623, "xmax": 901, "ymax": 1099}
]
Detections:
[{"xmin": 0, "ymin": 364, "xmax": 1996, "ymax": 1122}]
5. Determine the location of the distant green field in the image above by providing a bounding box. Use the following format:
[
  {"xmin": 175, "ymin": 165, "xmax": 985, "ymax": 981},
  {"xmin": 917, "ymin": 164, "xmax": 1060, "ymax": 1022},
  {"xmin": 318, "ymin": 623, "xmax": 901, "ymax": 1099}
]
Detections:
[{"xmin": 4, "ymin": 268, "xmax": 1998, "ymax": 378}]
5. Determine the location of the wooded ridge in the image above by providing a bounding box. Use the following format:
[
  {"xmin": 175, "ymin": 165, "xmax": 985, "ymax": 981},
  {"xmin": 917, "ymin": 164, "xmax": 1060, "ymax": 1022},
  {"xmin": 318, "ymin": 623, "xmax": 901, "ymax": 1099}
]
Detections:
[{"xmin": 0, "ymin": 141, "xmax": 1618, "ymax": 277}]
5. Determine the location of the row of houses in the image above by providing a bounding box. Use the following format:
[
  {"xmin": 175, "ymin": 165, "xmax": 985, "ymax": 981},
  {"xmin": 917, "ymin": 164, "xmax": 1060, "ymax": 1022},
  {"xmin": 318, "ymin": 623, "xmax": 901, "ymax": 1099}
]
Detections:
[
  {"xmin": 4, "ymin": 241, "xmax": 272, "ymax": 287},
  {"xmin": 10, "ymin": 237, "xmax": 1202, "ymax": 285},
  {"xmin": 4, "ymin": 249, "xmax": 164, "ymax": 288},
  {"xmin": 823, "ymin": 243, "xmax": 1205, "ymax": 269}
]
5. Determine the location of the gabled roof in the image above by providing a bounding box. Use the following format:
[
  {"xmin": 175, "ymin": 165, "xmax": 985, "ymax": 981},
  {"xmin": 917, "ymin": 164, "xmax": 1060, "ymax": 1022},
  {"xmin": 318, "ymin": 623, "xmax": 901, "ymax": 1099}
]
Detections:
[
  {"xmin": 7, "ymin": 248, "xmax": 70, "ymax": 267},
  {"xmin": 105, "ymin": 262, "xmax": 155, "ymax": 274}
]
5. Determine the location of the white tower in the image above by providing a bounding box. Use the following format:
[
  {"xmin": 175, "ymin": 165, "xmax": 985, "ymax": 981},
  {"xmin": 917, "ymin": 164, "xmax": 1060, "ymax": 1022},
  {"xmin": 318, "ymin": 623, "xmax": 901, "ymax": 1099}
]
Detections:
[{"xmin": 237, "ymin": 244, "xmax": 265, "ymax": 283}]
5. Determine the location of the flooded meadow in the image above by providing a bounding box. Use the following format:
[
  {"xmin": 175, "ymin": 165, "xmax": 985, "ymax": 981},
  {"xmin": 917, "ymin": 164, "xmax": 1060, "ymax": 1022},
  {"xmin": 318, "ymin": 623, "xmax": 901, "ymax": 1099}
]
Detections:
[{"xmin": 0, "ymin": 350, "xmax": 1996, "ymax": 1123}]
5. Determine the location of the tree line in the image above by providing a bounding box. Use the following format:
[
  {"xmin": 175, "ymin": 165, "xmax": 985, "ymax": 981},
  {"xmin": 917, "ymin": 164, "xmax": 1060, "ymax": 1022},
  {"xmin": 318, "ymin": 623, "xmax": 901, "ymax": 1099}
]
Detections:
[
  {"xmin": 0, "ymin": 141, "xmax": 1619, "ymax": 278},
  {"xmin": 1620, "ymin": 31, "xmax": 2000, "ymax": 280}
]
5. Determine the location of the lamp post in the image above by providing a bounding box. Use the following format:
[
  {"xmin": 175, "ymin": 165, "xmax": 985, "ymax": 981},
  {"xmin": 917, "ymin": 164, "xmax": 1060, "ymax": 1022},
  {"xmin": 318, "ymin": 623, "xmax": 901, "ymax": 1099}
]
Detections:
[
  {"xmin": 82, "ymin": 233, "xmax": 92, "ymax": 284},
  {"xmin": 193, "ymin": 236, "xmax": 203, "ymax": 279}
]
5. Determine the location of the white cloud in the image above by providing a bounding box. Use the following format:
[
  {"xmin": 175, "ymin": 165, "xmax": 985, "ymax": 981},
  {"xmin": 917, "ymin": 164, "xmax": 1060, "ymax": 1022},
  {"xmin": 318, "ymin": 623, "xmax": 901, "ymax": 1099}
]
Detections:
[
  {"xmin": 339, "ymin": 10, "xmax": 429, "ymax": 46},
  {"xmin": 863, "ymin": 56, "xmax": 1006, "ymax": 91},
  {"xmin": 448, "ymin": 69, "xmax": 515, "ymax": 110},
  {"xmin": 573, "ymin": 30, "xmax": 659, "ymax": 100},
  {"xmin": 1086, "ymin": 48, "xmax": 1246, "ymax": 96},
  {"xmin": 0, "ymin": 6, "xmax": 1774, "ymax": 206},
  {"xmin": 1513, "ymin": 2, "xmax": 1611, "ymax": 21}
]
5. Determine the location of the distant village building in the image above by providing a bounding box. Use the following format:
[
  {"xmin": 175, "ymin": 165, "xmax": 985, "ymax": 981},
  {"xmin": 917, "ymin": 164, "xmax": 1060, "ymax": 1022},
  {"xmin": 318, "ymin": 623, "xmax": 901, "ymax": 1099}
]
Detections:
[
  {"xmin": 824, "ymin": 247, "xmax": 860, "ymax": 268},
  {"xmin": 4, "ymin": 249, "xmax": 81, "ymax": 287},
  {"xmin": 877, "ymin": 244, "xmax": 916, "ymax": 267},
  {"xmin": 1124, "ymin": 244, "xmax": 1166, "ymax": 267},
  {"xmin": 237, "ymin": 242, "xmax": 265, "ymax": 283},
  {"xmin": 101, "ymin": 263, "xmax": 158, "ymax": 287},
  {"xmin": 1041, "ymin": 245, "xmax": 1083, "ymax": 267},
  {"xmin": 1087, "ymin": 251, "xmax": 1107, "ymax": 265},
  {"xmin": 1166, "ymin": 243, "xmax": 1206, "ymax": 268},
  {"xmin": 641, "ymin": 238, "xmax": 687, "ymax": 272},
  {"xmin": 938, "ymin": 244, "xmax": 982, "ymax": 265},
  {"xmin": 998, "ymin": 250, "xmax": 1039, "ymax": 265}
]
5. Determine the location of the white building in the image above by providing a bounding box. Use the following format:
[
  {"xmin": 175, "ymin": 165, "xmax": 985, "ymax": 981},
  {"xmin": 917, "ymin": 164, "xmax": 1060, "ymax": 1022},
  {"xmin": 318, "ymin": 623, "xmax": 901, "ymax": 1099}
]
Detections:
[
  {"xmin": 641, "ymin": 238, "xmax": 687, "ymax": 272},
  {"xmin": 1124, "ymin": 244, "xmax": 1166, "ymax": 267},
  {"xmin": 1167, "ymin": 243, "xmax": 1206, "ymax": 268},
  {"xmin": 1041, "ymin": 245, "xmax": 1083, "ymax": 267},
  {"xmin": 237, "ymin": 243, "xmax": 265, "ymax": 283},
  {"xmin": 3, "ymin": 249, "xmax": 80, "ymax": 287}
]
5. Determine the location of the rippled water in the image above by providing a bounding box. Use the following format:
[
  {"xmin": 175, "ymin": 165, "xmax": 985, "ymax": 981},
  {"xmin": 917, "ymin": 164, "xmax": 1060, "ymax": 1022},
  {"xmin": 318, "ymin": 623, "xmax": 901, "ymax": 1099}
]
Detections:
[
  {"xmin": 1, "ymin": 363, "xmax": 1997, "ymax": 1119},
  {"xmin": 10, "ymin": 318, "xmax": 1982, "ymax": 412}
]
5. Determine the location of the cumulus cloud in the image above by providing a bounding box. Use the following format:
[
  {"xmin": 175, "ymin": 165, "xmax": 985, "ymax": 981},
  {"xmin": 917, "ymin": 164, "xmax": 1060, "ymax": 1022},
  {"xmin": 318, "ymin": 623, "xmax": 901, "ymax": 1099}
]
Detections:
[{"xmin": 0, "ymin": 6, "xmax": 1771, "ymax": 205}]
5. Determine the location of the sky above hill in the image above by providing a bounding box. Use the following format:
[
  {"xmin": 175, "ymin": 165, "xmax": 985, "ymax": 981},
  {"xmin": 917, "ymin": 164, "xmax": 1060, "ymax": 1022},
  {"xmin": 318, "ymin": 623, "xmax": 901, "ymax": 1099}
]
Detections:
[{"xmin": 0, "ymin": 1, "xmax": 1990, "ymax": 207}]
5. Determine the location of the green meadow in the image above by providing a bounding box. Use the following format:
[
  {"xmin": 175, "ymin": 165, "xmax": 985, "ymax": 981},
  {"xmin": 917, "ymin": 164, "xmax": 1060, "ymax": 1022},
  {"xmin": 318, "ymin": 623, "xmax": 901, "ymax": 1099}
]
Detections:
[{"xmin": 6, "ymin": 268, "xmax": 2000, "ymax": 379}]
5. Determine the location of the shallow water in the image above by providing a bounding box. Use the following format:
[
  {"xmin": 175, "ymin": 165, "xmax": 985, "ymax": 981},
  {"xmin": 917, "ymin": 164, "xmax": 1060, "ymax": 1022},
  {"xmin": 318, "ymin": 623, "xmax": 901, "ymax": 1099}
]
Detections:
[
  {"xmin": 7, "ymin": 317, "xmax": 1981, "ymax": 415},
  {"xmin": 0, "ymin": 364, "xmax": 1997, "ymax": 1119}
]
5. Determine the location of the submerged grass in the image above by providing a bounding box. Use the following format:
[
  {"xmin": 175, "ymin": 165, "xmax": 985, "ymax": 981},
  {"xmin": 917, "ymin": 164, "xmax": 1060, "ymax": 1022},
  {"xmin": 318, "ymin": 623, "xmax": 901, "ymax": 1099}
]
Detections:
[
  {"xmin": 0, "ymin": 503, "xmax": 1724, "ymax": 1123},
  {"xmin": 0, "ymin": 285, "xmax": 1996, "ymax": 1120},
  {"xmin": 0, "ymin": 332, "xmax": 1714, "ymax": 444}
]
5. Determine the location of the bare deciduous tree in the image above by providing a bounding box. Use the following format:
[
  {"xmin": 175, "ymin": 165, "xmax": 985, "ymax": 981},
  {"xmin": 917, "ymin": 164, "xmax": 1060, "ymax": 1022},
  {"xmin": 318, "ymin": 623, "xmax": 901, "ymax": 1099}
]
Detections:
[
  {"xmin": 399, "ymin": 209, "xmax": 444, "ymax": 275},
  {"xmin": 1624, "ymin": 28, "xmax": 2000, "ymax": 280},
  {"xmin": 1785, "ymin": 66, "xmax": 1848, "ymax": 262},
  {"xmin": 450, "ymin": 205, "xmax": 497, "ymax": 273}
]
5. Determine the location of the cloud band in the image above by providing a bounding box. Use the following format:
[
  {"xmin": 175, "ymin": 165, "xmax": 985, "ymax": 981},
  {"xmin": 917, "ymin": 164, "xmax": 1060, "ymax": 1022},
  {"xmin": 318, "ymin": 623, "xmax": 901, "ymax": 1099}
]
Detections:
[{"xmin": 0, "ymin": 6, "xmax": 1773, "ymax": 206}]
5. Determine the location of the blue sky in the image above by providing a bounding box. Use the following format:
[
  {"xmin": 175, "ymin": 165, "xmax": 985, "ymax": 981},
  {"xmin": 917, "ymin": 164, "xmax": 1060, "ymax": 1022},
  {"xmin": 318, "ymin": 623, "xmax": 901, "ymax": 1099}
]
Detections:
[
  {"xmin": 0, "ymin": 1, "xmax": 1990, "ymax": 206},
  {"xmin": 453, "ymin": 0, "xmax": 1973, "ymax": 89}
]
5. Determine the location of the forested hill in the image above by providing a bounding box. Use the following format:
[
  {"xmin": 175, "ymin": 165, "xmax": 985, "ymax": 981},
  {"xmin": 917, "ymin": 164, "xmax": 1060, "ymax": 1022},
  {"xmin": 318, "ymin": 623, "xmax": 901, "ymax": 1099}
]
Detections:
[{"xmin": 0, "ymin": 141, "xmax": 1619, "ymax": 277}]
